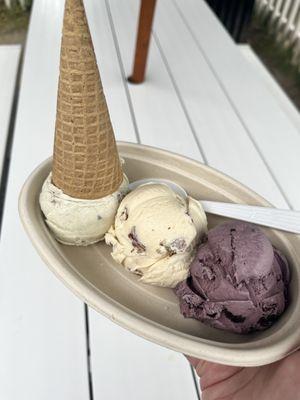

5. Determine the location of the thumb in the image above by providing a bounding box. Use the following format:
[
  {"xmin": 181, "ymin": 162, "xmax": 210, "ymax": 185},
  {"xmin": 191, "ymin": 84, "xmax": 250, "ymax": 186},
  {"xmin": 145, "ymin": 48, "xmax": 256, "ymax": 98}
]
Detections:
[{"xmin": 186, "ymin": 355, "xmax": 242, "ymax": 391}]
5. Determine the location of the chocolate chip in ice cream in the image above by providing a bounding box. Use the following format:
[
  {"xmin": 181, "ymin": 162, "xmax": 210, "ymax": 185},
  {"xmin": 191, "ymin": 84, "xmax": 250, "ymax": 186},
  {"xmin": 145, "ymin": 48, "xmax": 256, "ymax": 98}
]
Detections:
[
  {"xmin": 128, "ymin": 226, "xmax": 146, "ymax": 253},
  {"xmin": 120, "ymin": 207, "xmax": 128, "ymax": 221}
]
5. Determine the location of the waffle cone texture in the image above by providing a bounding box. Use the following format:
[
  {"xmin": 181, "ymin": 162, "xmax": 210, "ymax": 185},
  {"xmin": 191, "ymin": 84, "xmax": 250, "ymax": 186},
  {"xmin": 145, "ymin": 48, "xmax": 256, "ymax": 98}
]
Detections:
[{"xmin": 52, "ymin": 0, "xmax": 123, "ymax": 200}]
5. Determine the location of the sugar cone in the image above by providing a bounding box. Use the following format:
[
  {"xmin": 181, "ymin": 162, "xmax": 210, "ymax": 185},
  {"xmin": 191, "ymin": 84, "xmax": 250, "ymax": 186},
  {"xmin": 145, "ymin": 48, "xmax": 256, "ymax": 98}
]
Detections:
[{"xmin": 52, "ymin": 0, "xmax": 123, "ymax": 200}]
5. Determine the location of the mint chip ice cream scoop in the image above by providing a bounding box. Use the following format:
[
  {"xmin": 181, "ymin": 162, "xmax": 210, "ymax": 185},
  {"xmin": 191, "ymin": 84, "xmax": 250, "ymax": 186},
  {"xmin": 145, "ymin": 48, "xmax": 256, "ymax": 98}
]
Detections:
[{"xmin": 175, "ymin": 221, "xmax": 290, "ymax": 334}]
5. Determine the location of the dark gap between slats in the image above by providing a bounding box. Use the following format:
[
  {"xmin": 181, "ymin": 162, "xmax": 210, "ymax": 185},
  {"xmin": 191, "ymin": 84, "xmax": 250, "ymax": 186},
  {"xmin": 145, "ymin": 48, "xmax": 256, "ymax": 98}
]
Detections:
[
  {"xmin": 105, "ymin": 0, "xmax": 141, "ymax": 144},
  {"xmin": 85, "ymin": 304, "xmax": 95, "ymax": 400},
  {"xmin": 0, "ymin": 48, "xmax": 24, "ymax": 237}
]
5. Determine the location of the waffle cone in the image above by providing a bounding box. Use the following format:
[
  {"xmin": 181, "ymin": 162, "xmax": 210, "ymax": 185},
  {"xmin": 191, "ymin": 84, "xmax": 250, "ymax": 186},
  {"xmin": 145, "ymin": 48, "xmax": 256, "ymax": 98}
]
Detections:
[{"xmin": 52, "ymin": 0, "xmax": 123, "ymax": 200}]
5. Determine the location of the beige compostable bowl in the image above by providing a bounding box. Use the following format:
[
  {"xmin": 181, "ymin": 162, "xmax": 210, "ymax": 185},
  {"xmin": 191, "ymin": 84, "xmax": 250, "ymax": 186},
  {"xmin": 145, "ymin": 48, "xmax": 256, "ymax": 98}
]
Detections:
[{"xmin": 19, "ymin": 142, "xmax": 300, "ymax": 367}]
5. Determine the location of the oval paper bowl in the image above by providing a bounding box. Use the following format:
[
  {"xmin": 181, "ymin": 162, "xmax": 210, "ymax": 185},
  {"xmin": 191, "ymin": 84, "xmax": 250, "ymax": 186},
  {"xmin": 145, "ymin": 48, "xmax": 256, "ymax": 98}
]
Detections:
[{"xmin": 19, "ymin": 142, "xmax": 300, "ymax": 367}]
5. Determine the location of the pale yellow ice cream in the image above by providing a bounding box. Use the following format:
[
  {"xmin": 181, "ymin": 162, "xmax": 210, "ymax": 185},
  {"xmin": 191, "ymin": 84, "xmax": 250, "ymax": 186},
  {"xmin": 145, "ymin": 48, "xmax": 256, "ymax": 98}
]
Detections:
[
  {"xmin": 39, "ymin": 173, "xmax": 129, "ymax": 246},
  {"xmin": 105, "ymin": 183, "xmax": 207, "ymax": 288}
]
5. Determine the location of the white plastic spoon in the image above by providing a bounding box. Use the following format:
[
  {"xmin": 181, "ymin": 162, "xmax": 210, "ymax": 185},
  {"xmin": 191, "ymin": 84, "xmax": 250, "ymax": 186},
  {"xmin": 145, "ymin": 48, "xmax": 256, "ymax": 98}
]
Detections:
[{"xmin": 129, "ymin": 178, "xmax": 300, "ymax": 234}]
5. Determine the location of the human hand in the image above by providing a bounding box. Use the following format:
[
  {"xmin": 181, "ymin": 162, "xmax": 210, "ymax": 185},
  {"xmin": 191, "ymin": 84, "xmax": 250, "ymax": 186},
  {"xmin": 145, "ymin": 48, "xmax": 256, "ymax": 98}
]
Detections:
[{"xmin": 187, "ymin": 351, "xmax": 300, "ymax": 400}]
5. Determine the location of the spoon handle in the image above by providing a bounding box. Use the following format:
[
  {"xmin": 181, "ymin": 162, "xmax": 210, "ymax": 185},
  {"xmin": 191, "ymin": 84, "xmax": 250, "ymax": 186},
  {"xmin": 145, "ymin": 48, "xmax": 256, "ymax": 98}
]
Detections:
[{"xmin": 201, "ymin": 201, "xmax": 300, "ymax": 234}]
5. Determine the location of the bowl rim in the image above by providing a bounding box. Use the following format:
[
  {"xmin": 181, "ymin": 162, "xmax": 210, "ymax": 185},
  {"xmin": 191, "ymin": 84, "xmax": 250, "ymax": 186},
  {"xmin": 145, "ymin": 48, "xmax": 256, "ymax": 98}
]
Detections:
[{"xmin": 18, "ymin": 141, "xmax": 300, "ymax": 366}]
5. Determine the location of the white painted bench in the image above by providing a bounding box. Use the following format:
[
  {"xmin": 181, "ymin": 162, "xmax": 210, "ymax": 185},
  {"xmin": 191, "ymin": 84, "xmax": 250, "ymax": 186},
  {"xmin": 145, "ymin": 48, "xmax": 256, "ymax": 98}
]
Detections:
[
  {"xmin": 0, "ymin": 45, "xmax": 20, "ymax": 184},
  {"xmin": 1, "ymin": 0, "xmax": 299, "ymax": 399},
  {"xmin": 0, "ymin": 5, "xmax": 89, "ymax": 399},
  {"xmin": 240, "ymin": 44, "xmax": 300, "ymax": 132}
]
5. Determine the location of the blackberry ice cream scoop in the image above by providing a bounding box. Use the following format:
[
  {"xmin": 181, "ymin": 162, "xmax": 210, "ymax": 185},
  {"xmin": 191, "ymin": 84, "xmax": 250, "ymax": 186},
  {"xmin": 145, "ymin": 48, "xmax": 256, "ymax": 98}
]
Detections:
[{"xmin": 175, "ymin": 221, "xmax": 290, "ymax": 334}]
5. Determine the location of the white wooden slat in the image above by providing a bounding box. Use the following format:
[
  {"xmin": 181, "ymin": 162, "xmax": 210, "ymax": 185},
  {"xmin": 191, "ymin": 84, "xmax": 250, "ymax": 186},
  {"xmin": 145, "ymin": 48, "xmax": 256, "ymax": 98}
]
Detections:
[
  {"xmin": 152, "ymin": 0, "xmax": 288, "ymax": 210},
  {"xmin": 0, "ymin": 1, "xmax": 89, "ymax": 399},
  {"xmin": 193, "ymin": 368, "xmax": 202, "ymax": 397},
  {"xmin": 0, "ymin": 45, "xmax": 20, "ymax": 181},
  {"xmin": 176, "ymin": 0, "xmax": 300, "ymax": 210},
  {"xmin": 108, "ymin": 0, "xmax": 203, "ymax": 161},
  {"xmin": 266, "ymin": 0, "xmax": 276, "ymax": 11},
  {"xmin": 19, "ymin": 0, "xmax": 26, "ymax": 9},
  {"xmin": 291, "ymin": 6, "xmax": 300, "ymax": 40},
  {"xmin": 255, "ymin": 0, "xmax": 267, "ymax": 15},
  {"xmin": 89, "ymin": 309, "xmax": 200, "ymax": 400},
  {"xmin": 82, "ymin": 1, "xmax": 136, "ymax": 142},
  {"xmin": 279, "ymin": 0, "xmax": 292, "ymax": 24},
  {"xmin": 273, "ymin": 0, "xmax": 284, "ymax": 20},
  {"xmin": 240, "ymin": 45, "xmax": 300, "ymax": 132},
  {"xmin": 269, "ymin": 0, "xmax": 283, "ymax": 20},
  {"xmin": 258, "ymin": 0, "xmax": 300, "ymax": 67},
  {"xmin": 286, "ymin": 0, "xmax": 300, "ymax": 31},
  {"xmin": 4, "ymin": 0, "xmax": 11, "ymax": 8},
  {"xmin": 264, "ymin": 0, "xmax": 274, "ymax": 17},
  {"xmin": 84, "ymin": 1, "xmax": 199, "ymax": 398}
]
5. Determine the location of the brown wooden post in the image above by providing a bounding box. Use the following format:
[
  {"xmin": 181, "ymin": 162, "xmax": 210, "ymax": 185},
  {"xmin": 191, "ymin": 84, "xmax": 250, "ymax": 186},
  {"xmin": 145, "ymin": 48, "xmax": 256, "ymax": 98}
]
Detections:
[{"xmin": 128, "ymin": 0, "xmax": 157, "ymax": 84}]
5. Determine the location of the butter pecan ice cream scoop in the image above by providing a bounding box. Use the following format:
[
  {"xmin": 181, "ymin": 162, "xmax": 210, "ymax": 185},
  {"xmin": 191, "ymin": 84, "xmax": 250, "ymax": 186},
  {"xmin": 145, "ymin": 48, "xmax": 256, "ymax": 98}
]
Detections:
[{"xmin": 105, "ymin": 183, "xmax": 207, "ymax": 288}]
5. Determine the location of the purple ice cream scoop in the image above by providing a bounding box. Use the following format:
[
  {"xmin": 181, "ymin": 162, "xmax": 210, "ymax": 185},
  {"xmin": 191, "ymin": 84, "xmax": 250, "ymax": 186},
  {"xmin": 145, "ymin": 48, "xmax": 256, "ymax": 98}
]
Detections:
[{"xmin": 175, "ymin": 221, "xmax": 290, "ymax": 334}]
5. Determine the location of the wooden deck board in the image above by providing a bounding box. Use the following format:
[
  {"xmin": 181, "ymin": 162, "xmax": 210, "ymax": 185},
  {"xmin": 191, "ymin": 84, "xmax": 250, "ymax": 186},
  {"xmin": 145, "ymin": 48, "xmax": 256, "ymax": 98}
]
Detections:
[
  {"xmin": 85, "ymin": 1, "xmax": 199, "ymax": 398},
  {"xmin": 1, "ymin": 0, "xmax": 299, "ymax": 398},
  {"xmin": 240, "ymin": 44, "xmax": 300, "ymax": 132},
  {"xmin": 175, "ymin": 0, "xmax": 300, "ymax": 209},
  {"xmin": 0, "ymin": 45, "xmax": 20, "ymax": 183},
  {"xmin": 0, "ymin": 2, "xmax": 89, "ymax": 399},
  {"xmin": 152, "ymin": 0, "xmax": 288, "ymax": 209}
]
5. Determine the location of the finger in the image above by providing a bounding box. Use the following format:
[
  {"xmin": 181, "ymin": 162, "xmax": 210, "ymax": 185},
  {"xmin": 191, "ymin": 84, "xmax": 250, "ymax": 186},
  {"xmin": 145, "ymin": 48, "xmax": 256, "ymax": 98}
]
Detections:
[
  {"xmin": 184, "ymin": 354, "xmax": 199, "ymax": 368},
  {"xmin": 184, "ymin": 354, "xmax": 244, "ymax": 392},
  {"xmin": 190, "ymin": 359, "xmax": 243, "ymax": 392},
  {"xmin": 202, "ymin": 366, "xmax": 259, "ymax": 400},
  {"xmin": 185, "ymin": 356, "xmax": 209, "ymax": 380}
]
